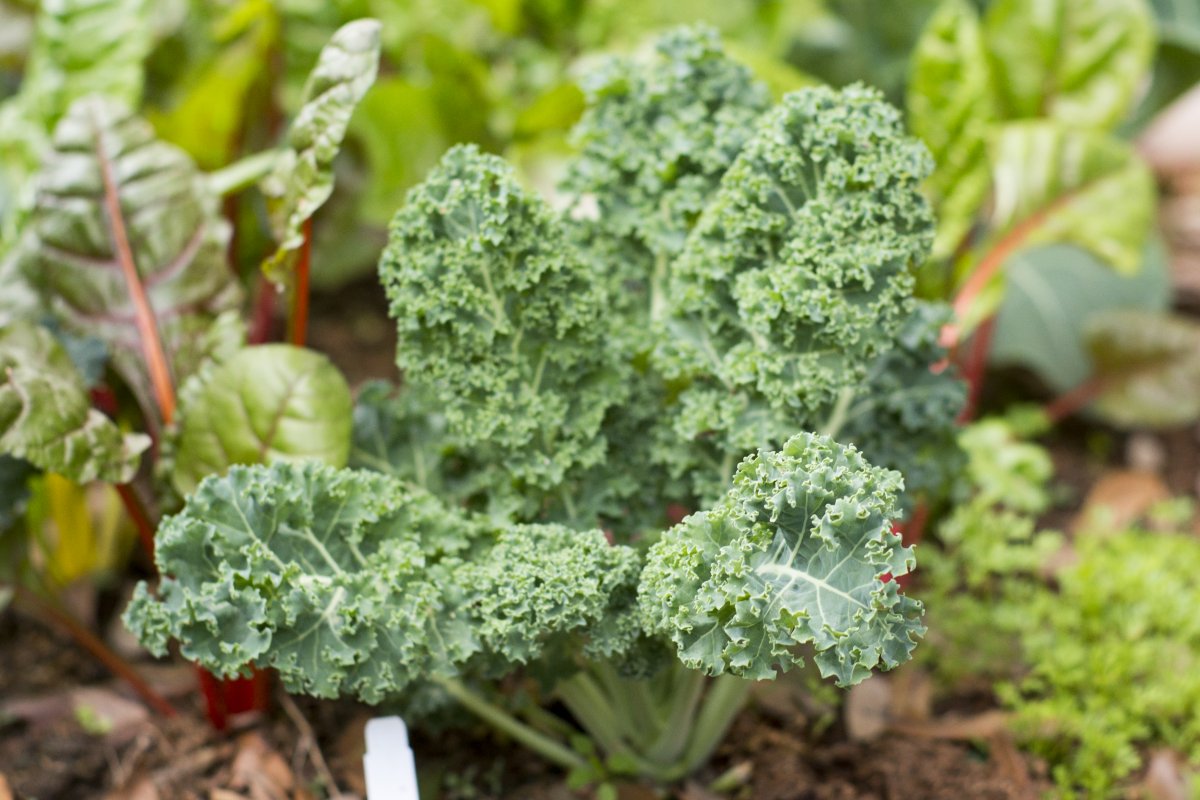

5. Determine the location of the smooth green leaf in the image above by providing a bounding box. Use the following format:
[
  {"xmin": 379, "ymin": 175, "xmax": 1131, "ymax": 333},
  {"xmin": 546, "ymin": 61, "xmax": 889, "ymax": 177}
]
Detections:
[
  {"xmin": 0, "ymin": 322, "xmax": 148, "ymax": 484},
  {"xmin": 262, "ymin": 18, "xmax": 381, "ymax": 282},
  {"xmin": 23, "ymin": 97, "xmax": 242, "ymax": 420},
  {"xmin": 991, "ymin": 242, "xmax": 1170, "ymax": 393},
  {"xmin": 984, "ymin": 0, "xmax": 1155, "ymax": 129},
  {"xmin": 988, "ymin": 123, "xmax": 1155, "ymax": 275},
  {"xmin": 169, "ymin": 345, "xmax": 353, "ymax": 496},
  {"xmin": 640, "ymin": 432, "xmax": 923, "ymax": 686},
  {"xmin": 908, "ymin": 0, "xmax": 996, "ymax": 259},
  {"xmin": 1084, "ymin": 310, "xmax": 1200, "ymax": 428},
  {"xmin": 348, "ymin": 76, "xmax": 449, "ymax": 227}
]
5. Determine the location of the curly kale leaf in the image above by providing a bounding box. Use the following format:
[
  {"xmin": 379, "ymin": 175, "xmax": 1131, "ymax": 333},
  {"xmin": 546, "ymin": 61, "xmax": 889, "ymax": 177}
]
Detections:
[
  {"xmin": 836, "ymin": 301, "xmax": 966, "ymax": 506},
  {"xmin": 653, "ymin": 84, "xmax": 935, "ymax": 498},
  {"xmin": 562, "ymin": 25, "xmax": 770, "ymax": 317},
  {"xmin": 640, "ymin": 432, "xmax": 923, "ymax": 686},
  {"xmin": 379, "ymin": 145, "xmax": 625, "ymax": 493},
  {"xmin": 124, "ymin": 461, "xmax": 642, "ymax": 703}
]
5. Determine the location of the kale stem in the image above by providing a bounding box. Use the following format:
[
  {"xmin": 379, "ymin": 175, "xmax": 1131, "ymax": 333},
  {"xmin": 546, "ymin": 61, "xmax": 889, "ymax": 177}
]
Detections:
[
  {"xmin": 433, "ymin": 677, "xmax": 586, "ymax": 771},
  {"xmin": 677, "ymin": 673, "xmax": 752, "ymax": 770},
  {"xmin": 819, "ymin": 386, "xmax": 856, "ymax": 440},
  {"xmin": 643, "ymin": 665, "xmax": 707, "ymax": 765}
]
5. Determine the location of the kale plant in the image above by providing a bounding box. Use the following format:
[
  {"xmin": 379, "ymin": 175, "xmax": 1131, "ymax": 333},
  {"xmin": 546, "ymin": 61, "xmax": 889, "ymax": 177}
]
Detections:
[{"xmin": 126, "ymin": 27, "xmax": 962, "ymax": 782}]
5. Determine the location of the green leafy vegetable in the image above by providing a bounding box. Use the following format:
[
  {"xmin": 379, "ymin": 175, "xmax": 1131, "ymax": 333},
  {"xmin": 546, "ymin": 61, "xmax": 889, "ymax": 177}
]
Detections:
[
  {"xmin": 657, "ymin": 84, "xmax": 936, "ymax": 498},
  {"xmin": 562, "ymin": 25, "xmax": 771, "ymax": 316},
  {"xmin": 984, "ymin": 0, "xmax": 1155, "ymax": 128},
  {"xmin": 0, "ymin": 322, "xmax": 148, "ymax": 484},
  {"xmin": 906, "ymin": 0, "xmax": 995, "ymax": 258},
  {"xmin": 380, "ymin": 145, "xmax": 625, "ymax": 493},
  {"xmin": 1084, "ymin": 309, "xmax": 1200, "ymax": 428},
  {"xmin": 128, "ymin": 28, "xmax": 956, "ymax": 782},
  {"xmin": 262, "ymin": 18, "xmax": 381, "ymax": 281},
  {"xmin": 640, "ymin": 432, "xmax": 922, "ymax": 686},
  {"xmin": 987, "ymin": 123, "xmax": 1154, "ymax": 275},
  {"xmin": 991, "ymin": 242, "xmax": 1170, "ymax": 393},
  {"xmin": 125, "ymin": 459, "xmax": 643, "ymax": 702},
  {"xmin": 17, "ymin": 0, "xmax": 153, "ymax": 128},
  {"xmin": 22, "ymin": 96, "xmax": 241, "ymax": 420},
  {"xmin": 169, "ymin": 345, "xmax": 353, "ymax": 496}
]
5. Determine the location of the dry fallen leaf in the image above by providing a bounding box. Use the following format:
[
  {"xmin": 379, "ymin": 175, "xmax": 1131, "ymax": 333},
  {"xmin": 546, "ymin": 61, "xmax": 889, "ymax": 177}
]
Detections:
[
  {"xmin": 210, "ymin": 790, "xmax": 249, "ymax": 800},
  {"xmin": 1143, "ymin": 750, "xmax": 1192, "ymax": 800},
  {"xmin": 71, "ymin": 687, "xmax": 151, "ymax": 743},
  {"xmin": 104, "ymin": 777, "xmax": 160, "ymax": 800},
  {"xmin": 1073, "ymin": 470, "xmax": 1170, "ymax": 535},
  {"xmin": 844, "ymin": 675, "xmax": 891, "ymax": 741},
  {"xmin": 229, "ymin": 732, "xmax": 294, "ymax": 800},
  {"xmin": 888, "ymin": 666, "xmax": 933, "ymax": 722},
  {"xmin": 889, "ymin": 710, "xmax": 1012, "ymax": 741}
]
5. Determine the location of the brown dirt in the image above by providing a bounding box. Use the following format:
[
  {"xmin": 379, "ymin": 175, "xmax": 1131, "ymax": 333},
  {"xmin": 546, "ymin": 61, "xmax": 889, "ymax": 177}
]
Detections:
[{"xmin": 0, "ymin": 606, "xmax": 1048, "ymax": 800}]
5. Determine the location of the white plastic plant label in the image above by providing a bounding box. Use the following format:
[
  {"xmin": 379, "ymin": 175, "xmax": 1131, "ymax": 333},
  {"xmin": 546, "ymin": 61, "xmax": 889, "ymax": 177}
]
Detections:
[{"xmin": 364, "ymin": 716, "xmax": 419, "ymax": 799}]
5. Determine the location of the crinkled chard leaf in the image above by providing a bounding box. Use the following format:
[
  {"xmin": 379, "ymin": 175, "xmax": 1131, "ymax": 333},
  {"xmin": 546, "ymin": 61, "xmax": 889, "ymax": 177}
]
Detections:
[
  {"xmin": 907, "ymin": 0, "xmax": 996, "ymax": 259},
  {"xmin": 169, "ymin": 345, "xmax": 353, "ymax": 496},
  {"xmin": 124, "ymin": 461, "xmax": 641, "ymax": 703},
  {"xmin": 984, "ymin": 0, "xmax": 1154, "ymax": 129},
  {"xmin": 640, "ymin": 432, "xmax": 923, "ymax": 686},
  {"xmin": 0, "ymin": 322, "xmax": 148, "ymax": 484},
  {"xmin": 987, "ymin": 123, "xmax": 1155, "ymax": 277},
  {"xmin": 1084, "ymin": 310, "xmax": 1200, "ymax": 429},
  {"xmin": 23, "ymin": 97, "xmax": 242, "ymax": 420},
  {"xmin": 18, "ymin": 0, "xmax": 153, "ymax": 128},
  {"xmin": 262, "ymin": 18, "xmax": 381, "ymax": 282}
]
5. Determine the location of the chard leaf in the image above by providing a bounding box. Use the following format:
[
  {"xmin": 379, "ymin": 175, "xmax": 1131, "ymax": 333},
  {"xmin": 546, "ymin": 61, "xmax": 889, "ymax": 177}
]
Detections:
[
  {"xmin": 169, "ymin": 345, "xmax": 353, "ymax": 496},
  {"xmin": 124, "ymin": 461, "xmax": 641, "ymax": 702},
  {"xmin": 984, "ymin": 0, "xmax": 1155, "ymax": 130},
  {"xmin": 991, "ymin": 242, "xmax": 1170, "ymax": 393},
  {"xmin": 988, "ymin": 123, "xmax": 1155, "ymax": 276},
  {"xmin": 907, "ymin": 0, "xmax": 996, "ymax": 259},
  {"xmin": 640, "ymin": 432, "xmax": 922, "ymax": 686},
  {"xmin": 1084, "ymin": 310, "xmax": 1200, "ymax": 428},
  {"xmin": 18, "ymin": 0, "xmax": 153, "ymax": 127},
  {"xmin": 262, "ymin": 19, "xmax": 381, "ymax": 282},
  {"xmin": 0, "ymin": 322, "xmax": 148, "ymax": 484},
  {"xmin": 380, "ymin": 145, "xmax": 625, "ymax": 491},
  {"xmin": 24, "ymin": 97, "xmax": 242, "ymax": 420}
]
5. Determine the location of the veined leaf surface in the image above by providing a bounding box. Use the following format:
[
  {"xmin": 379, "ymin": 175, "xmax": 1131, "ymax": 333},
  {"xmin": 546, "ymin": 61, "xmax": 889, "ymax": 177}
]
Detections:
[
  {"xmin": 24, "ymin": 97, "xmax": 242, "ymax": 421},
  {"xmin": 0, "ymin": 322, "xmax": 148, "ymax": 484}
]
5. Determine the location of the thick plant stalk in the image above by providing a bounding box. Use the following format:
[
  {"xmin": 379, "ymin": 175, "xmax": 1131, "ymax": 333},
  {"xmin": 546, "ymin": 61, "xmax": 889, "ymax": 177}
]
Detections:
[
  {"xmin": 288, "ymin": 219, "xmax": 313, "ymax": 346},
  {"xmin": 114, "ymin": 483, "xmax": 155, "ymax": 561},
  {"xmin": 434, "ymin": 677, "xmax": 586, "ymax": 771},
  {"xmin": 93, "ymin": 116, "xmax": 176, "ymax": 425}
]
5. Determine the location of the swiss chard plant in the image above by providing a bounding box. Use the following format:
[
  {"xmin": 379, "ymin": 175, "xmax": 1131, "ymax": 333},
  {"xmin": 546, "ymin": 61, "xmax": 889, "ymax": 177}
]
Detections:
[
  {"xmin": 0, "ymin": 1, "xmax": 380, "ymax": 724},
  {"xmin": 125, "ymin": 27, "xmax": 963, "ymax": 783}
]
